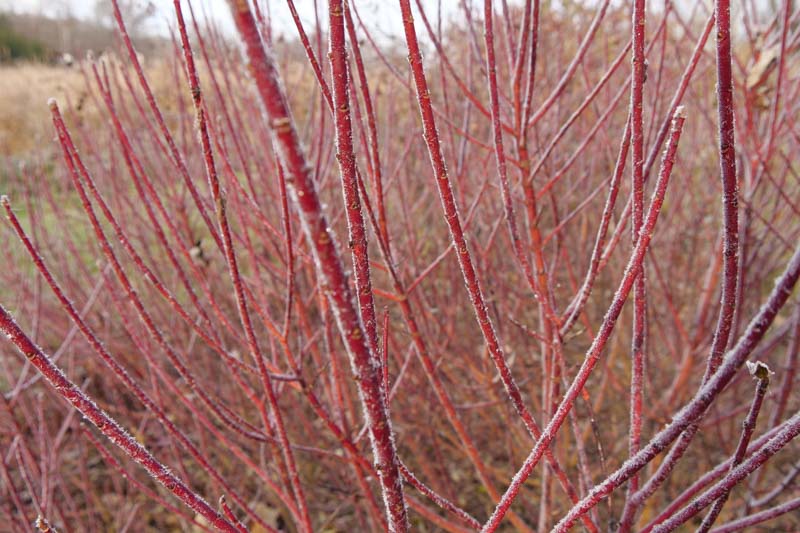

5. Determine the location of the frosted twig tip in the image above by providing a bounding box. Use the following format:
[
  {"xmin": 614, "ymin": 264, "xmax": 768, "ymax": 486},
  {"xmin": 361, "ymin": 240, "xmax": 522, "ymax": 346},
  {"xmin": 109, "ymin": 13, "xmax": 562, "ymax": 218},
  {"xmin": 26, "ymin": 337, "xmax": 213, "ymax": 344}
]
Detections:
[
  {"xmin": 745, "ymin": 360, "xmax": 772, "ymax": 379},
  {"xmin": 47, "ymin": 97, "xmax": 59, "ymax": 110},
  {"xmin": 35, "ymin": 516, "xmax": 55, "ymax": 532}
]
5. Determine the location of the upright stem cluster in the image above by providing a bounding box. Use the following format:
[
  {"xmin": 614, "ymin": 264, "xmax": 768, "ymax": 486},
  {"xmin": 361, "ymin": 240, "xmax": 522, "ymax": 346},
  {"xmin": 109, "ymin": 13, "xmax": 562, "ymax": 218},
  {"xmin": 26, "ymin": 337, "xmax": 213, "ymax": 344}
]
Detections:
[
  {"xmin": 225, "ymin": 3, "xmax": 408, "ymax": 530},
  {"xmin": 1, "ymin": 1, "xmax": 798, "ymax": 531}
]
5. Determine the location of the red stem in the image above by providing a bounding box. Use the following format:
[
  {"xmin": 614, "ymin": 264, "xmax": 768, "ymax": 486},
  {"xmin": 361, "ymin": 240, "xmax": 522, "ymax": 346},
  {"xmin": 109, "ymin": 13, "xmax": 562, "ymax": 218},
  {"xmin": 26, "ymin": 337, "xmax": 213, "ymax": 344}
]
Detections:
[
  {"xmin": 697, "ymin": 363, "xmax": 771, "ymax": 532},
  {"xmin": 0, "ymin": 301, "xmax": 238, "ymax": 533},
  {"xmin": 554, "ymin": 242, "xmax": 800, "ymax": 532},
  {"xmin": 630, "ymin": 1, "xmax": 741, "ymax": 507},
  {"xmin": 619, "ymin": 1, "xmax": 648, "ymax": 529},
  {"xmin": 172, "ymin": 2, "xmax": 312, "ymax": 529},
  {"xmin": 225, "ymin": 2, "xmax": 409, "ymax": 529},
  {"xmin": 483, "ymin": 108, "xmax": 686, "ymax": 532}
]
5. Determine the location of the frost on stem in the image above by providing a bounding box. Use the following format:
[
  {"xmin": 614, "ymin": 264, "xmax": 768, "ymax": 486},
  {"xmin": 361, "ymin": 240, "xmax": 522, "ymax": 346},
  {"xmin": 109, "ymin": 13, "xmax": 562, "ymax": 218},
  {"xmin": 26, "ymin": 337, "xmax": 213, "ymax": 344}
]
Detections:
[
  {"xmin": 0, "ymin": 304, "xmax": 239, "ymax": 533},
  {"xmin": 3, "ymin": 1, "xmax": 798, "ymax": 531},
  {"xmin": 35, "ymin": 516, "xmax": 56, "ymax": 532},
  {"xmin": 225, "ymin": 2, "xmax": 408, "ymax": 530},
  {"xmin": 482, "ymin": 107, "xmax": 687, "ymax": 532},
  {"xmin": 553, "ymin": 244, "xmax": 800, "ymax": 532}
]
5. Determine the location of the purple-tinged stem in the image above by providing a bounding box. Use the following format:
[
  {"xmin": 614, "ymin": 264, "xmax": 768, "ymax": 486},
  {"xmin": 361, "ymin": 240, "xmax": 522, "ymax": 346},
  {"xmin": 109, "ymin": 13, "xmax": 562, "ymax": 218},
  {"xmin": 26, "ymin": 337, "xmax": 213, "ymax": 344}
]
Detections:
[
  {"xmin": 652, "ymin": 410, "xmax": 800, "ymax": 533},
  {"xmin": 709, "ymin": 496, "xmax": 800, "ymax": 533},
  {"xmin": 697, "ymin": 362, "xmax": 771, "ymax": 532},
  {"xmin": 0, "ymin": 303, "xmax": 238, "ymax": 533},
  {"xmin": 553, "ymin": 241, "xmax": 800, "ymax": 532}
]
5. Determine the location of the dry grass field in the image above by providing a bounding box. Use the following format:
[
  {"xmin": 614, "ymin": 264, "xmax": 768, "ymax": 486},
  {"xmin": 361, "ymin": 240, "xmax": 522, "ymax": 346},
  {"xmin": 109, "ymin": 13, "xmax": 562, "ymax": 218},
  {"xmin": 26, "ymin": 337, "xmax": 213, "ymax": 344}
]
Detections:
[{"xmin": 0, "ymin": 63, "xmax": 87, "ymax": 156}]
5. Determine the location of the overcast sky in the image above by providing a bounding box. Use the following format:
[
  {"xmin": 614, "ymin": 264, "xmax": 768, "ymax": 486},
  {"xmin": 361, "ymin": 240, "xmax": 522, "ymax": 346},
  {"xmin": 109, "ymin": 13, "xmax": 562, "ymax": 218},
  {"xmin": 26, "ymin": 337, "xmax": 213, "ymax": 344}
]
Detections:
[
  {"xmin": 0, "ymin": 0, "xmax": 465, "ymax": 43},
  {"xmin": 0, "ymin": 1, "xmax": 773, "ymax": 45}
]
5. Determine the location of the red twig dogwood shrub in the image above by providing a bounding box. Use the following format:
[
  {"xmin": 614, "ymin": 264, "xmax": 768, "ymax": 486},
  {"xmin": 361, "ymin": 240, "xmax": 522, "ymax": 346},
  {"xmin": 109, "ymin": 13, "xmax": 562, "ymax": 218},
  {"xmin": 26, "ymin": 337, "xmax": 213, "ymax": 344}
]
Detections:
[{"xmin": 1, "ymin": 0, "xmax": 799, "ymax": 531}]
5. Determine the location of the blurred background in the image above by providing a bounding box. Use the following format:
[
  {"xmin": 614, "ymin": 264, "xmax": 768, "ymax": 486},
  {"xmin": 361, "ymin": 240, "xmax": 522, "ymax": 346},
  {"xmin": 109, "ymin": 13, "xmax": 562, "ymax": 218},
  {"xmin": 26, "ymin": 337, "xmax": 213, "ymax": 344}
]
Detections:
[{"xmin": 0, "ymin": 0, "xmax": 447, "ymax": 157}]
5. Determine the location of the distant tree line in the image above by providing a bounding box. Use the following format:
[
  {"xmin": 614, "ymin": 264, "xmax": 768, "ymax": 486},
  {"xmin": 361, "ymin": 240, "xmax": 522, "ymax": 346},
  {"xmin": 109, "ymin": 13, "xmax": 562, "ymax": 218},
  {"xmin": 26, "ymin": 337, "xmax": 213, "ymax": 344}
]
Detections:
[
  {"xmin": 0, "ymin": 10, "xmax": 166, "ymax": 64},
  {"xmin": 0, "ymin": 14, "xmax": 48, "ymax": 61}
]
